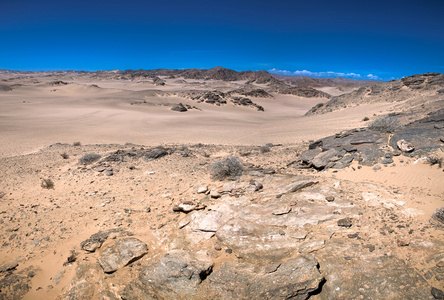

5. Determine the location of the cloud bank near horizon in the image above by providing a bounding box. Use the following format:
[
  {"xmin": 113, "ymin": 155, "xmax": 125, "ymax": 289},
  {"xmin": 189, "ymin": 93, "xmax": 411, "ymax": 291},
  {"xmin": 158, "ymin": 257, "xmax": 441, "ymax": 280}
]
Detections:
[{"xmin": 268, "ymin": 68, "xmax": 382, "ymax": 80}]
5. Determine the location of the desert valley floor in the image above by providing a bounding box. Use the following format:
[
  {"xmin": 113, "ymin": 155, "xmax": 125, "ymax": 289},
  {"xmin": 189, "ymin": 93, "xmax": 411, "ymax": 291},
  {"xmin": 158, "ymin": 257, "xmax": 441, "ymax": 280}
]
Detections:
[{"xmin": 0, "ymin": 69, "xmax": 443, "ymax": 299}]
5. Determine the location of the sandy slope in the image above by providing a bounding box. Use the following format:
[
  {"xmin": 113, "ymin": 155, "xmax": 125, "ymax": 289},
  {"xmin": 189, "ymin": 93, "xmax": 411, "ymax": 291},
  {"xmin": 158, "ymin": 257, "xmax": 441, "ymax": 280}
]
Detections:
[{"xmin": 0, "ymin": 78, "xmax": 397, "ymax": 158}]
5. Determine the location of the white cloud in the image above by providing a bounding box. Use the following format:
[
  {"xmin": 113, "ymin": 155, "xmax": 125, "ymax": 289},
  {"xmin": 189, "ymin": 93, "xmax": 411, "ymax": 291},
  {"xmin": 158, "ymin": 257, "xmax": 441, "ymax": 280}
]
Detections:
[{"xmin": 268, "ymin": 68, "xmax": 381, "ymax": 80}]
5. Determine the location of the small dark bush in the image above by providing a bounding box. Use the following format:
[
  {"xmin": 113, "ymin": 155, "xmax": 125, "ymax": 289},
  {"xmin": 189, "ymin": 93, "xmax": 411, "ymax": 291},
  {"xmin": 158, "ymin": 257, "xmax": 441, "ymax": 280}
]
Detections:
[
  {"xmin": 368, "ymin": 116, "xmax": 402, "ymax": 133},
  {"xmin": 427, "ymin": 155, "xmax": 442, "ymax": 168},
  {"xmin": 61, "ymin": 152, "xmax": 69, "ymax": 159},
  {"xmin": 259, "ymin": 145, "xmax": 271, "ymax": 153},
  {"xmin": 363, "ymin": 117, "xmax": 370, "ymax": 121},
  {"xmin": 73, "ymin": 141, "xmax": 81, "ymax": 146},
  {"xmin": 211, "ymin": 157, "xmax": 243, "ymax": 180},
  {"xmin": 41, "ymin": 178, "xmax": 54, "ymax": 189},
  {"xmin": 79, "ymin": 153, "xmax": 101, "ymax": 165}
]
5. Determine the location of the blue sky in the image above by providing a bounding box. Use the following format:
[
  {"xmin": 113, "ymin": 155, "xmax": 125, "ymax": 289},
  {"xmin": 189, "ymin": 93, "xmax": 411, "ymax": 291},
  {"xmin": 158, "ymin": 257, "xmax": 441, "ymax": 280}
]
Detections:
[{"xmin": 1, "ymin": 0, "xmax": 443, "ymax": 80}]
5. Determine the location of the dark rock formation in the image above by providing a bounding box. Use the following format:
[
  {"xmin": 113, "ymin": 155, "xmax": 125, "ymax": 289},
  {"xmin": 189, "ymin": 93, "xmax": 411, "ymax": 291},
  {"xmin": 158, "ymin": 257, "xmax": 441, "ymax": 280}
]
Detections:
[
  {"xmin": 0, "ymin": 84, "xmax": 12, "ymax": 91},
  {"xmin": 230, "ymin": 88, "xmax": 273, "ymax": 98},
  {"xmin": 231, "ymin": 97, "xmax": 264, "ymax": 111},
  {"xmin": 302, "ymin": 129, "xmax": 385, "ymax": 169},
  {"xmin": 171, "ymin": 103, "xmax": 188, "ymax": 112}
]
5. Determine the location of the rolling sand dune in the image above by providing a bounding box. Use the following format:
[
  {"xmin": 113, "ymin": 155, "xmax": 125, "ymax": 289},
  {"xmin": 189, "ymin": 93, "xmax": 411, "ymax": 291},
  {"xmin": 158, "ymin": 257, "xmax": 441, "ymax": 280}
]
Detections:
[{"xmin": 0, "ymin": 78, "xmax": 399, "ymax": 158}]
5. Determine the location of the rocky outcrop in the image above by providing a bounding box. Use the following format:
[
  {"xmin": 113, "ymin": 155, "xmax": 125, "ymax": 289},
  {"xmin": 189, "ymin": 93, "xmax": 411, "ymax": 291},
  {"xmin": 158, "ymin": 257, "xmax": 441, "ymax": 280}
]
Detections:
[
  {"xmin": 301, "ymin": 128, "xmax": 385, "ymax": 169},
  {"xmin": 306, "ymin": 73, "xmax": 444, "ymax": 118},
  {"xmin": 229, "ymin": 88, "xmax": 273, "ymax": 98},
  {"xmin": 231, "ymin": 97, "xmax": 264, "ymax": 111},
  {"xmin": 171, "ymin": 103, "xmax": 188, "ymax": 112}
]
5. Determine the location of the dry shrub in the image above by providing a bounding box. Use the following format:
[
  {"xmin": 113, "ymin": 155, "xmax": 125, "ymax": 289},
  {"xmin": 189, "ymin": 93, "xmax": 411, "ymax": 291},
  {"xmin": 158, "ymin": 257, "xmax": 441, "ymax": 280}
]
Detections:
[
  {"xmin": 211, "ymin": 157, "xmax": 243, "ymax": 180},
  {"xmin": 61, "ymin": 152, "xmax": 69, "ymax": 159},
  {"xmin": 41, "ymin": 178, "xmax": 54, "ymax": 189},
  {"xmin": 368, "ymin": 115, "xmax": 402, "ymax": 133},
  {"xmin": 73, "ymin": 141, "xmax": 81, "ymax": 146}
]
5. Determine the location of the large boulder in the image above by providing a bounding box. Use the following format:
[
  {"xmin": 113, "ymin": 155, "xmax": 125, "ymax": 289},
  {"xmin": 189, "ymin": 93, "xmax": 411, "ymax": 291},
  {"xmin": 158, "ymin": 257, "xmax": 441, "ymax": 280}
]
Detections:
[
  {"xmin": 121, "ymin": 250, "xmax": 213, "ymax": 300},
  {"xmin": 200, "ymin": 256, "xmax": 324, "ymax": 299}
]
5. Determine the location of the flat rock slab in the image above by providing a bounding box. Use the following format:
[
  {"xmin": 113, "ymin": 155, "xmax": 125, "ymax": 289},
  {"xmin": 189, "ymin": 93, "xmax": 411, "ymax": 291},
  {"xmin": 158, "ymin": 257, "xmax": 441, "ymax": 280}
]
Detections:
[
  {"xmin": 312, "ymin": 148, "xmax": 345, "ymax": 169},
  {"xmin": 98, "ymin": 238, "xmax": 148, "ymax": 273},
  {"xmin": 299, "ymin": 239, "xmax": 325, "ymax": 253},
  {"xmin": 275, "ymin": 179, "xmax": 318, "ymax": 197},
  {"xmin": 200, "ymin": 255, "xmax": 324, "ymax": 299},
  {"xmin": 122, "ymin": 250, "xmax": 213, "ymax": 300},
  {"xmin": 189, "ymin": 210, "xmax": 230, "ymax": 232},
  {"xmin": 309, "ymin": 130, "xmax": 383, "ymax": 150},
  {"xmin": 216, "ymin": 218, "xmax": 298, "ymax": 262}
]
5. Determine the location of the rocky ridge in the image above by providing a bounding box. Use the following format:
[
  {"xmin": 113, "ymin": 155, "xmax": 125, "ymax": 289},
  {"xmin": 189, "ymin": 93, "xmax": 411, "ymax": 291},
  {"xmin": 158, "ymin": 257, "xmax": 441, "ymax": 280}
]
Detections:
[{"xmin": 306, "ymin": 73, "xmax": 444, "ymax": 123}]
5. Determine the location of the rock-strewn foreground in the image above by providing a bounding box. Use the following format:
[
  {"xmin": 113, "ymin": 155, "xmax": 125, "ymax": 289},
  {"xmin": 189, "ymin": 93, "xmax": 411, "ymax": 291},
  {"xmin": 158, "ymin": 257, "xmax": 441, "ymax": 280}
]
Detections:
[{"xmin": 0, "ymin": 128, "xmax": 443, "ymax": 299}]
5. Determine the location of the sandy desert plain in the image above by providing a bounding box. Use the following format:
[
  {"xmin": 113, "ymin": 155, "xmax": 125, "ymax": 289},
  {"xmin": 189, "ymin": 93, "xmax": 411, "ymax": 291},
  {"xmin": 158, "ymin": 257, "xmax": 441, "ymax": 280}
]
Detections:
[{"xmin": 0, "ymin": 68, "xmax": 443, "ymax": 299}]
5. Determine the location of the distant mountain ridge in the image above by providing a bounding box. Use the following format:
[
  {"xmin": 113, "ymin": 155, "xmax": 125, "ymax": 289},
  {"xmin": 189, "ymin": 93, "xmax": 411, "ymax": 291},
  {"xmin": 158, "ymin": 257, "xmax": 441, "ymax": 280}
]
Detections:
[
  {"xmin": 272, "ymin": 74, "xmax": 381, "ymax": 88},
  {"xmin": 0, "ymin": 67, "xmax": 379, "ymax": 86}
]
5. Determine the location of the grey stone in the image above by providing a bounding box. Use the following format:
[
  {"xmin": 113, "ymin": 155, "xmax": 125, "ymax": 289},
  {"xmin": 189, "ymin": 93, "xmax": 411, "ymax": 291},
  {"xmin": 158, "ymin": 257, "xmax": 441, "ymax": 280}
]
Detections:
[
  {"xmin": 397, "ymin": 139, "xmax": 414, "ymax": 152},
  {"xmin": 0, "ymin": 261, "xmax": 18, "ymax": 273},
  {"xmin": 80, "ymin": 228, "xmax": 126, "ymax": 252},
  {"xmin": 189, "ymin": 210, "xmax": 229, "ymax": 232},
  {"xmin": 316, "ymin": 241, "xmax": 435, "ymax": 300},
  {"xmin": 333, "ymin": 154, "xmax": 354, "ymax": 169},
  {"xmin": 122, "ymin": 250, "xmax": 213, "ymax": 300},
  {"xmin": 53, "ymin": 268, "xmax": 65, "ymax": 285},
  {"xmin": 337, "ymin": 218, "xmax": 353, "ymax": 227},
  {"xmin": 373, "ymin": 165, "xmax": 382, "ymax": 171},
  {"xmin": 312, "ymin": 148, "xmax": 343, "ymax": 169},
  {"xmin": 342, "ymin": 143, "xmax": 357, "ymax": 152},
  {"xmin": 298, "ymin": 239, "xmax": 325, "ymax": 253},
  {"xmin": 272, "ymin": 206, "xmax": 291, "ymax": 215},
  {"xmin": 62, "ymin": 263, "xmax": 103, "ymax": 300},
  {"xmin": 201, "ymin": 256, "xmax": 324, "ymax": 299},
  {"xmin": 197, "ymin": 186, "xmax": 208, "ymax": 194},
  {"xmin": 432, "ymin": 287, "xmax": 444, "ymax": 299},
  {"xmin": 326, "ymin": 196, "xmax": 335, "ymax": 202},
  {"xmin": 171, "ymin": 103, "xmax": 188, "ymax": 112},
  {"xmin": 275, "ymin": 179, "xmax": 318, "ymax": 197},
  {"xmin": 173, "ymin": 201, "xmax": 205, "ymax": 213},
  {"xmin": 98, "ymin": 238, "xmax": 148, "ymax": 273},
  {"xmin": 301, "ymin": 148, "xmax": 322, "ymax": 163}
]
